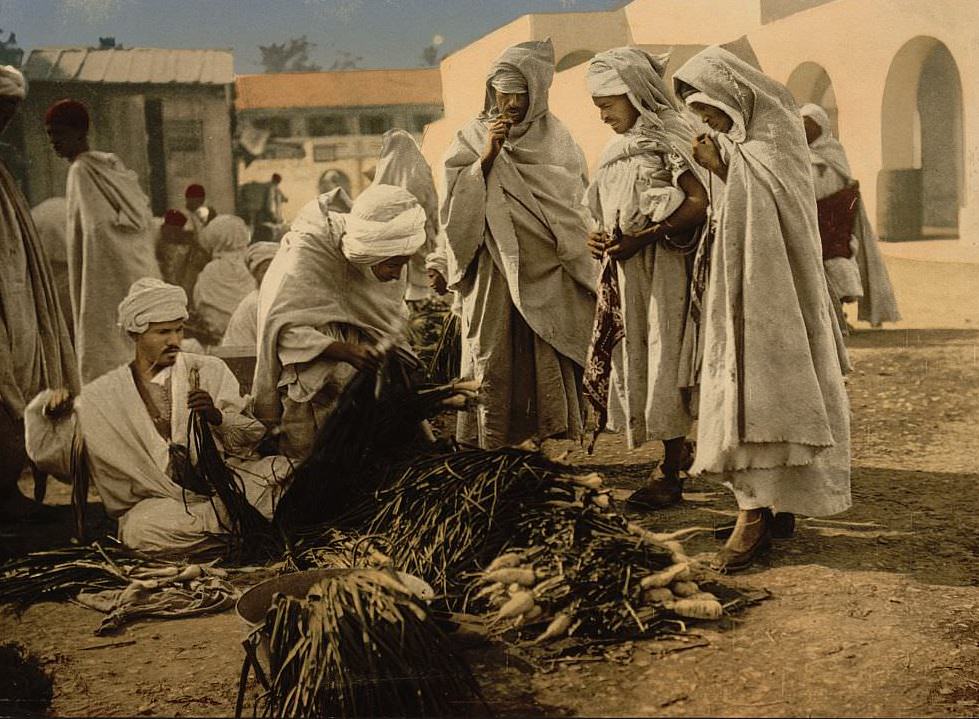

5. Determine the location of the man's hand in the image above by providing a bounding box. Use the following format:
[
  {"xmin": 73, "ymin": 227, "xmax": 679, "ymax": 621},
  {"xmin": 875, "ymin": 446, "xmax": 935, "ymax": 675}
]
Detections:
[
  {"xmin": 188, "ymin": 389, "xmax": 222, "ymax": 426},
  {"xmin": 587, "ymin": 230, "xmax": 607, "ymax": 260},
  {"xmin": 328, "ymin": 342, "xmax": 383, "ymax": 373},
  {"xmin": 605, "ymin": 232, "xmax": 646, "ymax": 262},
  {"xmin": 480, "ymin": 118, "xmax": 511, "ymax": 175},
  {"xmin": 44, "ymin": 388, "xmax": 74, "ymax": 419},
  {"xmin": 692, "ymin": 134, "xmax": 727, "ymax": 178},
  {"xmin": 427, "ymin": 268, "xmax": 449, "ymax": 296}
]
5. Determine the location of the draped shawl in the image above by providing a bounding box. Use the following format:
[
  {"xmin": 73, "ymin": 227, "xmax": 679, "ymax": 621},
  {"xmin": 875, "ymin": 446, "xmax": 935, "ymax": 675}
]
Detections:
[
  {"xmin": 440, "ymin": 38, "xmax": 597, "ymax": 366},
  {"xmin": 66, "ymin": 151, "xmax": 160, "ymax": 383},
  {"xmin": 801, "ymin": 103, "xmax": 901, "ymax": 325},
  {"xmin": 253, "ymin": 196, "xmax": 410, "ymax": 423},
  {"xmin": 673, "ymin": 46, "xmax": 850, "ymax": 474},
  {"xmin": 372, "ymin": 129, "xmax": 440, "ymax": 300},
  {"xmin": 0, "ymin": 161, "xmax": 78, "ymax": 418}
]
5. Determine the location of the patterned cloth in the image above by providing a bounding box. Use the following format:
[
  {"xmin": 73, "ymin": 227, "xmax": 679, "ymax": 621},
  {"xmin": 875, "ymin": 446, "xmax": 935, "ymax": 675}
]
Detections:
[{"xmin": 583, "ymin": 254, "xmax": 624, "ymax": 454}]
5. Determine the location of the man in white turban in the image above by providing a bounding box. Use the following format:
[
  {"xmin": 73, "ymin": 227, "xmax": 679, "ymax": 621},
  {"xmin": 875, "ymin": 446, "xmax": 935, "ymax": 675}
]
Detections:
[
  {"xmin": 24, "ymin": 278, "xmax": 291, "ymax": 555},
  {"xmin": 221, "ymin": 241, "xmax": 280, "ymax": 349},
  {"xmin": 193, "ymin": 215, "xmax": 254, "ymax": 342},
  {"xmin": 254, "ymin": 184, "xmax": 426, "ymax": 459},
  {"xmin": 0, "ymin": 66, "xmax": 78, "ymax": 521}
]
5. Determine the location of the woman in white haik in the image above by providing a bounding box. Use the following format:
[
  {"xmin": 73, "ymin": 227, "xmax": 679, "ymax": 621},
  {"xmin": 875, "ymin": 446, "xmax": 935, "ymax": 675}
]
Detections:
[
  {"xmin": 801, "ymin": 103, "xmax": 901, "ymax": 329},
  {"xmin": 673, "ymin": 47, "xmax": 851, "ymax": 572},
  {"xmin": 583, "ymin": 48, "xmax": 709, "ymax": 508}
]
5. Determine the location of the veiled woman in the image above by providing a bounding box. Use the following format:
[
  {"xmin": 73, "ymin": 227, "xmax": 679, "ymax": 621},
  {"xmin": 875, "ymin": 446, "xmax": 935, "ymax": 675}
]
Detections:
[
  {"xmin": 801, "ymin": 103, "xmax": 900, "ymax": 328},
  {"xmin": 673, "ymin": 47, "xmax": 851, "ymax": 571}
]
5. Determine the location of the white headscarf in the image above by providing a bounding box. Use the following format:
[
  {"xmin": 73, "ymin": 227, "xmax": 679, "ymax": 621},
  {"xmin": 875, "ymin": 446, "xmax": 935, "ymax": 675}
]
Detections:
[
  {"xmin": 0, "ymin": 66, "xmax": 26, "ymax": 100},
  {"xmin": 800, "ymin": 102, "xmax": 852, "ymax": 179},
  {"xmin": 117, "ymin": 278, "xmax": 188, "ymax": 334},
  {"xmin": 200, "ymin": 214, "xmax": 250, "ymax": 256},
  {"xmin": 586, "ymin": 62, "xmax": 629, "ymax": 97},
  {"xmin": 341, "ymin": 184, "xmax": 427, "ymax": 266},
  {"xmin": 245, "ymin": 241, "xmax": 280, "ymax": 274}
]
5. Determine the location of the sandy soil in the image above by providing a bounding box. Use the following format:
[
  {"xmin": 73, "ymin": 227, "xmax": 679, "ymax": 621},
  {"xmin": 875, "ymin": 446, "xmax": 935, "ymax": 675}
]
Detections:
[{"xmin": 1, "ymin": 328, "xmax": 977, "ymax": 717}]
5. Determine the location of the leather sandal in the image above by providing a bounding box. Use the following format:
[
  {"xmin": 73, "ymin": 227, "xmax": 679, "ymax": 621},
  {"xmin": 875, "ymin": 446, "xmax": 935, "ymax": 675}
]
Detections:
[
  {"xmin": 713, "ymin": 509, "xmax": 795, "ymax": 540},
  {"xmin": 709, "ymin": 512, "xmax": 773, "ymax": 573},
  {"xmin": 626, "ymin": 471, "xmax": 683, "ymax": 510}
]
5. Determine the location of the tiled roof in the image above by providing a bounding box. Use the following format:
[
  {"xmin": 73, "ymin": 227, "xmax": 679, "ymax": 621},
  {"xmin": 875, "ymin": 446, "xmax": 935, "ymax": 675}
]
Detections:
[
  {"xmin": 235, "ymin": 67, "xmax": 442, "ymax": 110},
  {"xmin": 23, "ymin": 47, "xmax": 234, "ymax": 85}
]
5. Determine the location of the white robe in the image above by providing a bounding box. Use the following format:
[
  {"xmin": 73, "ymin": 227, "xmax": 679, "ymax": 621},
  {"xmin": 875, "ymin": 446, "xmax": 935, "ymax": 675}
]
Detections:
[
  {"xmin": 441, "ymin": 40, "xmax": 597, "ymax": 449},
  {"xmin": 66, "ymin": 152, "xmax": 161, "ymax": 383},
  {"xmin": 586, "ymin": 129, "xmax": 694, "ymax": 448},
  {"xmin": 24, "ymin": 352, "xmax": 291, "ymax": 555},
  {"xmin": 221, "ymin": 289, "xmax": 260, "ymax": 350}
]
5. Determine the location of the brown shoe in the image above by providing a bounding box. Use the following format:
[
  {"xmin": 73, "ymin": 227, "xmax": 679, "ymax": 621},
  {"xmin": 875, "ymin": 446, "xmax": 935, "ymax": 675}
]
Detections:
[
  {"xmin": 626, "ymin": 472, "xmax": 683, "ymax": 510},
  {"xmin": 709, "ymin": 511, "xmax": 773, "ymax": 573}
]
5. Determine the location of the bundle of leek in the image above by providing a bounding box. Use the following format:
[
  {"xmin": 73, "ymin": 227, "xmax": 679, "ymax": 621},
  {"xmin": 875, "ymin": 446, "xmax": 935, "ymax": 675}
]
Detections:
[
  {"xmin": 259, "ymin": 569, "xmax": 484, "ymax": 718},
  {"xmin": 185, "ymin": 367, "xmax": 280, "ymax": 562}
]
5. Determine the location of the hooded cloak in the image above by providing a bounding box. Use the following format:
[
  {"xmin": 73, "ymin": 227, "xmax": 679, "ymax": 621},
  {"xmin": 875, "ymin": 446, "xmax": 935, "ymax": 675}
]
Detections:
[{"xmin": 674, "ymin": 46, "xmax": 851, "ymax": 516}]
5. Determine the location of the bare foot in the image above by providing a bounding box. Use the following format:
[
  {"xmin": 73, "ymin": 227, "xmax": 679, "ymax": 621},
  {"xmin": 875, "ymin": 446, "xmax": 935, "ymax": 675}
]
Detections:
[{"xmin": 722, "ymin": 508, "xmax": 767, "ymax": 554}]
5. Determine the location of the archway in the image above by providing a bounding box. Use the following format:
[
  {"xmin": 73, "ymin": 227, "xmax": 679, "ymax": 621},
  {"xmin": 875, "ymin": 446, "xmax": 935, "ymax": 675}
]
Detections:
[
  {"xmin": 556, "ymin": 49, "xmax": 595, "ymax": 72},
  {"xmin": 880, "ymin": 36, "xmax": 964, "ymax": 239},
  {"xmin": 786, "ymin": 61, "xmax": 838, "ymax": 135}
]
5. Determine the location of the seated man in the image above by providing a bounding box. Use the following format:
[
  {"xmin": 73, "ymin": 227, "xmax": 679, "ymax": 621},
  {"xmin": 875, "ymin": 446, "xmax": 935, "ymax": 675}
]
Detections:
[
  {"xmin": 253, "ymin": 184, "xmax": 427, "ymax": 460},
  {"xmin": 222, "ymin": 241, "xmax": 280, "ymax": 350},
  {"xmin": 24, "ymin": 278, "xmax": 292, "ymax": 556}
]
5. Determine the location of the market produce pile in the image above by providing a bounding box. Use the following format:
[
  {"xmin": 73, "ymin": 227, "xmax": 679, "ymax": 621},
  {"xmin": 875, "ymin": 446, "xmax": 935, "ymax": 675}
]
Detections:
[{"xmin": 258, "ymin": 568, "xmax": 484, "ymax": 719}]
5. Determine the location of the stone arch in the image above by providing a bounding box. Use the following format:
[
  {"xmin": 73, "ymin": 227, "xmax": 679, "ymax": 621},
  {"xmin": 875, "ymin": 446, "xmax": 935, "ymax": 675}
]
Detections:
[
  {"xmin": 786, "ymin": 61, "xmax": 838, "ymax": 135},
  {"xmin": 879, "ymin": 36, "xmax": 964, "ymax": 238},
  {"xmin": 556, "ymin": 49, "xmax": 595, "ymax": 72}
]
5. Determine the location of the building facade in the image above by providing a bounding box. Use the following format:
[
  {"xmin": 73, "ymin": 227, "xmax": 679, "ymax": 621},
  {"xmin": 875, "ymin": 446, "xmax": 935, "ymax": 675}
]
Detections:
[
  {"xmin": 235, "ymin": 67, "xmax": 443, "ymax": 222},
  {"xmin": 19, "ymin": 46, "xmax": 236, "ymax": 215},
  {"xmin": 421, "ymin": 0, "xmax": 979, "ymax": 247}
]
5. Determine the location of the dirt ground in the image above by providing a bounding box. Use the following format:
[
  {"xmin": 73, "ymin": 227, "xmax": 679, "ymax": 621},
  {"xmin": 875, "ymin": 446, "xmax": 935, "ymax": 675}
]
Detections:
[{"xmin": 1, "ymin": 327, "xmax": 977, "ymax": 718}]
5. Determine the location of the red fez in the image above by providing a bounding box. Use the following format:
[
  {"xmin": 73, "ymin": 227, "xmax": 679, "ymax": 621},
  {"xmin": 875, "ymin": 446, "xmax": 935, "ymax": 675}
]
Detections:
[
  {"xmin": 164, "ymin": 209, "xmax": 188, "ymax": 227},
  {"xmin": 185, "ymin": 184, "xmax": 205, "ymax": 199},
  {"xmin": 44, "ymin": 99, "xmax": 90, "ymax": 131},
  {"xmin": 271, "ymin": 173, "xmax": 282, "ymax": 183}
]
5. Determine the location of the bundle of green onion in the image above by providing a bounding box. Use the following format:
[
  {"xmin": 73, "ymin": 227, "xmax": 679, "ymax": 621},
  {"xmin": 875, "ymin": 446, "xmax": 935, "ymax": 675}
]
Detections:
[{"xmin": 260, "ymin": 568, "xmax": 484, "ymax": 718}]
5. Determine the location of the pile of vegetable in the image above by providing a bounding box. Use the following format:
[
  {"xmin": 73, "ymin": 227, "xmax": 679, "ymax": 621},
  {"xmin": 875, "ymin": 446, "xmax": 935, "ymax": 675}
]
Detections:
[
  {"xmin": 258, "ymin": 568, "xmax": 484, "ymax": 718},
  {"xmin": 408, "ymin": 298, "xmax": 461, "ymax": 384}
]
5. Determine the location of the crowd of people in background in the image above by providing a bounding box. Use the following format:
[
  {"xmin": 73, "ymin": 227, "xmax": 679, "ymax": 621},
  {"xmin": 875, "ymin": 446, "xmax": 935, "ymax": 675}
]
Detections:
[{"xmin": 0, "ymin": 38, "xmax": 902, "ymax": 568}]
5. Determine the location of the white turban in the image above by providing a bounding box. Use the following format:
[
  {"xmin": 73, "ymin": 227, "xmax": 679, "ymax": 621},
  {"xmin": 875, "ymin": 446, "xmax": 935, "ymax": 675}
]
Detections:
[
  {"xmin": 245, "ymin": 241, "xmax": 279, "ymax": 273},
  {"xmin": 341, "ymin": 184, "xmax": 427, "ymax": 266},
  {"xmin": 489, "ymin": 66, "xmax": 528, "ymax": 94},
  {"xmin": 586, "ymin": 59, "xmax": 629, "ymax": 97},
  {"xmin": 117, "ymin": 278, "xmax": 188, "ymax": 334},
  {"xmin": 0, "ymin": 66, "xmax": 26, "ymax": 100}
]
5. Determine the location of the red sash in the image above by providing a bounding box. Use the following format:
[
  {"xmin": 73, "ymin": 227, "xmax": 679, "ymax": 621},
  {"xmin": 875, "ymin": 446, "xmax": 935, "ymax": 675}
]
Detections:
[{"xmin": 817, "ymin": 182, "xmax": 860, "ymax": 260}]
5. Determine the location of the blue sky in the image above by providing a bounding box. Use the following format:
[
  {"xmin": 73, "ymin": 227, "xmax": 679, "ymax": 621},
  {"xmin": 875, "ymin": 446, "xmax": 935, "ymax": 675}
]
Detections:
[{"xmin": 0, "ymin": 0, "xmax": 624, "ymax": 73}]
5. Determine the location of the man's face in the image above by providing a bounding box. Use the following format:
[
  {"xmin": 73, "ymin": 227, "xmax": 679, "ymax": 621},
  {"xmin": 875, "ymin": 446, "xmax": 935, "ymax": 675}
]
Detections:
[
  {"xmin": 46, "ymin": 122, "xmax": 87, "ymax": 160},
  {"xmin": 134, "ymin": 319, "xmax": 185, "ymax": 368},
  {"xmin": 592, "ymin": 94, "xmax": 640, "ymax": 135},
  {"xmin": 185, "ymin": 196, "xmax": 204, "ymax": 212},
  {"xmin": 803, "ymin": 116, "xmax": 823, "ymax": 145},
  {"xmin": 494, "ymin": 90, "xmax": 530, "ymax": 125},
  {"xmin": 0, "ymin": 97, "xmax": 20, "ymax": 135},
  {"xmin": 689, "ymin": 102, "xmax": 734, "ymax": 134},
  {"xmin": 371, "ymin": 256, "xmax": 411, "ymax": 283}
]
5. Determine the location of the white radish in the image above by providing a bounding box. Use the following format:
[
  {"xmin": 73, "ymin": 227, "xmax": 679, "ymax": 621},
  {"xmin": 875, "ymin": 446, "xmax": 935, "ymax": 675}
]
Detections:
[
  {"xmin": 497, "ymin": 591, "xmax": 535, "ymax": 620},
  {"xmin": 671, "ymin": 581, "xmax": 700, "ymax": 597},
  {"xmin": 640, "ymin": 563, "xmax": 690, "ymax": 589},
  {"xmin": 642, "ymin": 587, "xmax": 675, "ymax": 604},
  {"xmin": 535, "ymin": 613, "xmax": 572, "ymax": 643},
  {"xmin": 671, "ymin": 598, "xmax": 723, "ymax": 620},
  {"xmin": 486, "ymin": 553, "xmax": 522, "ymax": 572}
]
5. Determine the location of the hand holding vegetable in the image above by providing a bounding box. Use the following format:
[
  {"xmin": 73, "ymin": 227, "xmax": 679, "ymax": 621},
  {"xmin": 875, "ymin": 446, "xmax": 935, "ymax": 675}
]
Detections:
[{"xmin": 44, "ymin": 388, "xmax": 74, "ymax": 419}]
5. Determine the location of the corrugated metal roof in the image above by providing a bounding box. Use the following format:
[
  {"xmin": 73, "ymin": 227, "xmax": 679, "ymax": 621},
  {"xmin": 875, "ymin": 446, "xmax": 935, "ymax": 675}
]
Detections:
[
  {"xmin": 23, "ymin": 47, "xmax": 234, "ymax": 85},
  {"xmin": 235, "ymin": 68, "xmax": 443, "ymax": 111}
]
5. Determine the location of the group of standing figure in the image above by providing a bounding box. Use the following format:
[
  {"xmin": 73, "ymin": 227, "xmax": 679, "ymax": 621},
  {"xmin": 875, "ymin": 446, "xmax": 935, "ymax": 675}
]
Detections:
[{"xmin": 1, "ymin": 39, "xmax": 901, "ymax": 569}]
